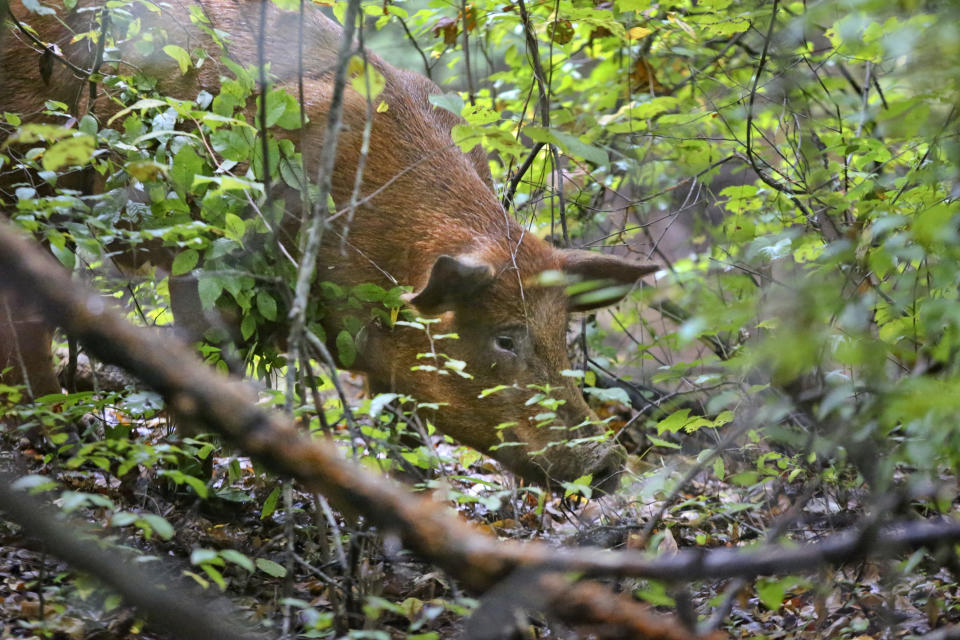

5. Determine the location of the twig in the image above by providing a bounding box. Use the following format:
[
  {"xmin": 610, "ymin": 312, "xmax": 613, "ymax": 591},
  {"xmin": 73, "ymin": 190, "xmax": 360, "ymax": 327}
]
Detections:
[
  {"xmin": 86, "ymin": 8, "xmax": 109, "ymax": 113},
  {"xmin": 256, "ymin": 0, "xmax": 272, "ymax": 197},
  {"xmin": 6, "ymin": 7, "xmax": 91, "ymax": 78},
  {"xmin": 744, "ymin": 0, "xmax": 805, "ymax": 196},
  {"xmin": 639, "ymin": 418, "xmax": 752, "ymax": 541},
  {"xmin": 516, "ymin": 0, "xmax": 549, "ymax": 126},
  {"xmin": 460, "ymin": 0, "xmax": 475, "ymax": 106},
  {"xmin": 500, "ymin": 141, "xmax": 545, "ymax": 209},
  {"xmin": 288, "ymin": 0, "xmax": 361, "ymax": 335},
  {"xmin": 340, "ymin": 23, "xmax": 375, "ymax": 252},
  {"xmin": 395, "ymin": 15, "xmax": 432, "ymax": 79}
]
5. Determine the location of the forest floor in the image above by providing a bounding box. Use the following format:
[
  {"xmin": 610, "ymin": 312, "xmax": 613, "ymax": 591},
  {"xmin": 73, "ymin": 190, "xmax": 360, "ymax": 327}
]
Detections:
[{"xmin": 1, "ymin": 371, "xmax": 957, "ymax": 639}]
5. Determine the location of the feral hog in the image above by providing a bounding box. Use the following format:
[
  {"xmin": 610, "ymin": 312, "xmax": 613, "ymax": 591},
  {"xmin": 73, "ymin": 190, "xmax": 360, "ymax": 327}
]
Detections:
[{"xmin": 0, "ymin": 0, "xmax": 657, "ymax": 489}]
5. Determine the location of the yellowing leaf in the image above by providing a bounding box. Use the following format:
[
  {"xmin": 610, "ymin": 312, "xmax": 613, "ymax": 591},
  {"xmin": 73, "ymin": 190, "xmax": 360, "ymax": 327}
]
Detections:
[
  {"xmin": 41, "ymin": 134, "xmax": 95, "ymax": 171},
  {"xmin": 162, "ymin": 44, "xmax": 192, "ymax": 75},
  {"xmin": 668, "ymin": 13, "xmax": 697, "ymax": 39},
  {"xmin": 348, "ymin": 56, "xmax": 385, "ymax": 101},
  {"xmin": 628, "ymin": 26, "xmax": 652, "ymax": 39}
]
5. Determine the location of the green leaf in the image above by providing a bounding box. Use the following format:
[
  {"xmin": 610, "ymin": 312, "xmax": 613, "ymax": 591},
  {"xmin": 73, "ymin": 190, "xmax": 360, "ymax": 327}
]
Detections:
[
  {"xmin": 4, "ymin": 123, "xmax": 72, "ymax": 144},
  {"xmin": 634, "ymin": 580, "xmax": 675, "ymax": 606},
  {"xmin": 551, "ymin": 130, "xmax": 608, "ymax": 166},
  {"xmin": 351, "ymin": 282, "xmax": 386, "ymax": 302},
  {"xmin": 107, "ymin": 98, "xmax": 168, "ymax": 125},
  {"xmin": 756, "ymin": 577, "xmax": 798, "ymax": 611},
  {"xmin": 163, "ymin": 44, "xmax": 192, "ymax": 75},
  {"xmin": 261, "ymin": 88, "xmax": 301, "ymax": 129},
  {"xmin": 522, "ymin": 126, "xmax": 607, "ymax": 166},
  {"xmin": 220, "ymin": 549, "xmax": 255, "ymax": 572},
  {"xmin": 260, "ymin": 486, "xmax": 281, "ymax": 520},
  {"xmin": 478, "ymin": 385, "xmax": 510, "ymax": 398},
  {"xmin": 201, "ymin": 564, "xmax": 227, "ymax": 590},
  {"xmin": 256, "ymin": 558, "xmax": 287, "ymax": 577},
  {"xmin": 647, "ymin": 436, "xmax": 681, "ymax": 449},
  {"xmin": 562, "ymin": 474, "xmax": 593, "ymax": 499},
  {"xmin": 48, "ymin": 242, "xmax": 76, "ymax": 270},
  {"xmin": 197, "ymin": 275, "xmax": 223, "ymax": 309},
  {"xmin": 138, "ymin": 514, "xmax": 174, "ymax": 540},
  {"xmin": 241, "ymin": 313, "xmax": 256, "ymax": 340},
  {"xmin": 224, "ymin": 212, "xmax": 246, "ymax": 243},
  {"xmin": 428, "ymin": 92, "xmax": 465, "ymax": 115},
  {"xmin": 78, "ymin": 114, "xmax": 98, "ymax": 136},
  {"xmin": 462, "ymin": 104, "xmax": 500, "ymax": 125},
  {"xmin": 172, "ymin": 145, "xmax": 204, "ymax": 195},
  {"xmin": 336, "ymin": 330, "xmax": 356, "ymax": 368},
  {"xmin": 712, "ymin": 457, "xmax": 725, "ymax": 480},
  {"xmin": 256, "ymin": 291, "xmax": 278, "ymax": 321},
  {"xmin": 583, "ymin": 386, "xmax": 631, "ymax": 405},
  {"xmin": 369, "ymin": 393, "xmax": 399, "ymax": 418},
  {"xmin": 182, "ymin": 475, "xmax": 209, "ymax": 498},
  {"xmin": 171, "ymin": 249, "xmax": 200, "ymax": 276},
  {"xmin": 191, "ymin": 548, "xmax": 221, "ymax": 566}
]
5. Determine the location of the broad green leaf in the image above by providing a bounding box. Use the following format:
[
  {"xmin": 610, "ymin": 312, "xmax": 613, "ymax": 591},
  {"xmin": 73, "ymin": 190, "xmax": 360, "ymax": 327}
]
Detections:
[
  {"xmin": 583, "ymin": 386, "xmax": 631, "ymax": 406},
  {"xmin": 172, "ymin": 145, "xmax": 204, "ymax": 195},
  {"xmin": 256, "ymin": 558, "xmax": 287, "ymax": 577},
  {"xmin": 171, "ymin": 249, "xmax": 200, "ymax": 276},
  {"xmin": 138, "ymin": 514, "xmax": 174, "ymax": 540},
  {"xmin": 428, "ymin": 92, "xmax": 465, "ymax": 115},
  {"xmin": 256, "ymin": 291, "xmax": 278, "ymax": 321},
  {"xmin": 107, "ymin": 98, "xmax": 169, "ymax": 125},
  {"xmin": 260, "ymin": 486, "xmax": 281, "ymax": 520},
  {"xmin": 220, "ymin": 549, "xmax": 255, "ymax": 572},
  {"xmin": 224, "ymin": 212, "xmax": 246, "ymax": 243},
  {"xmin": 336, "ymin": 330, "xmax": 356, "ymax": 368}
]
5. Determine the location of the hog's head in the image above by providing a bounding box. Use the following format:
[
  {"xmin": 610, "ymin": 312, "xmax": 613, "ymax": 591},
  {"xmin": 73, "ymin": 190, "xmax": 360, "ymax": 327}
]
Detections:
[{"xmin": 366, "ymin": 236, "xmax": 657, "ymax": 492}]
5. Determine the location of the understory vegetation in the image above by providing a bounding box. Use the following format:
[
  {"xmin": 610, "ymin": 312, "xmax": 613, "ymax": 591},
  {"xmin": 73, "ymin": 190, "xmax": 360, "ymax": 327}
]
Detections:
[{"xmin": 1, "ymin": 0, "xmax": 959, "ymax": 638}]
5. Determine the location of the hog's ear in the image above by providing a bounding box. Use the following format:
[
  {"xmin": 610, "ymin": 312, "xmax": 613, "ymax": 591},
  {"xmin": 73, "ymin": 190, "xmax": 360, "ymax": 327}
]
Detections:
[
  {"xmin": 560, "ymin": 249, "xmax": 658, "ymax": 312},
  {"xmin": 407, "ymin": 255, "xmax": 495, "ymax": 315}
]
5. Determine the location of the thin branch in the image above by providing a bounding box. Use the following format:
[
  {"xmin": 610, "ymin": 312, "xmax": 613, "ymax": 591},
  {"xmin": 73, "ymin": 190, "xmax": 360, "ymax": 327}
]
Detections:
[
  {"xmin": 288, "ymin": 0, "xmax": 360, "ymax": 340},
  {"xmin": 501, "ymin": 141, "xmax": 545, "ymax": 209},
  {"xmin": 670, "ymin": 31, "xmax": 747, "ymax": 94},
  {"xmin": 395, "ymin": 14, "xmax": 432, "ymax": 79},
  {"xmin": 6, "ymin": 7, "xmax": 91, "ymax": 78},
  {"xmin": 460, "ymin": 0, "xmax": 475, "ymax": 106},
  {"xmin": 256, "ymin": 0, "xmax": 272, "ymax": 198},
  {"xmin": 516, "ymin": 0, "xmax": 548, "ymax": 127},
  {"xmin": 744, "ymin": 0, "xmax": 806, "ymax": 196},
  {"xmin": 639, "ymin": 418, "xmax": 752, "ymax": 541},
  {"xmin": 340, "ymin": 22, "xmax": 375, "ymax": 252}
]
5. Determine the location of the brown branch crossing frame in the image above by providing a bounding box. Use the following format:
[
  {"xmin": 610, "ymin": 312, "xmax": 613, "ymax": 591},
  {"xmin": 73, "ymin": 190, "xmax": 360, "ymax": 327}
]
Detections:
[{"xmin": 1, "ymin": 222, "xmax": 959, "ymax": 633}]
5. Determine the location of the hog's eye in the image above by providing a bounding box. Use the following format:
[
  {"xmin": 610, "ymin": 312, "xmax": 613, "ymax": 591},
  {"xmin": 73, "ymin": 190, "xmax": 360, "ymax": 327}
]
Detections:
[{"xmin": 494, "ymin": 335, "xmax": 517, "ymax": 354}]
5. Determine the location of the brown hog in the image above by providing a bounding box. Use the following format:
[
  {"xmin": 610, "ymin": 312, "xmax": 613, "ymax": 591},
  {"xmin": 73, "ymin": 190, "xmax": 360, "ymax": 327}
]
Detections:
[{"xmin": 0, "ymin": 0, "xmax": 657, "ymax": 490}]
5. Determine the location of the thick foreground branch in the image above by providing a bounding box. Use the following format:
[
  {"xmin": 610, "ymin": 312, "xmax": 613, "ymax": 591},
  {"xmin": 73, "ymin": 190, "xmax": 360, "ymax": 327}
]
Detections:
[{"xmin": 2, "ymin": 221, "xmax": 959, "ymax": 631}]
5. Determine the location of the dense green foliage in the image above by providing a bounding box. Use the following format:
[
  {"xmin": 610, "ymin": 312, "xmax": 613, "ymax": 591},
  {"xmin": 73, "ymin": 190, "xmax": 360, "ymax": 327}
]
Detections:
[{"xmin": 2, "ymin": 0, "xmax": 960, "ymax": 636}]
